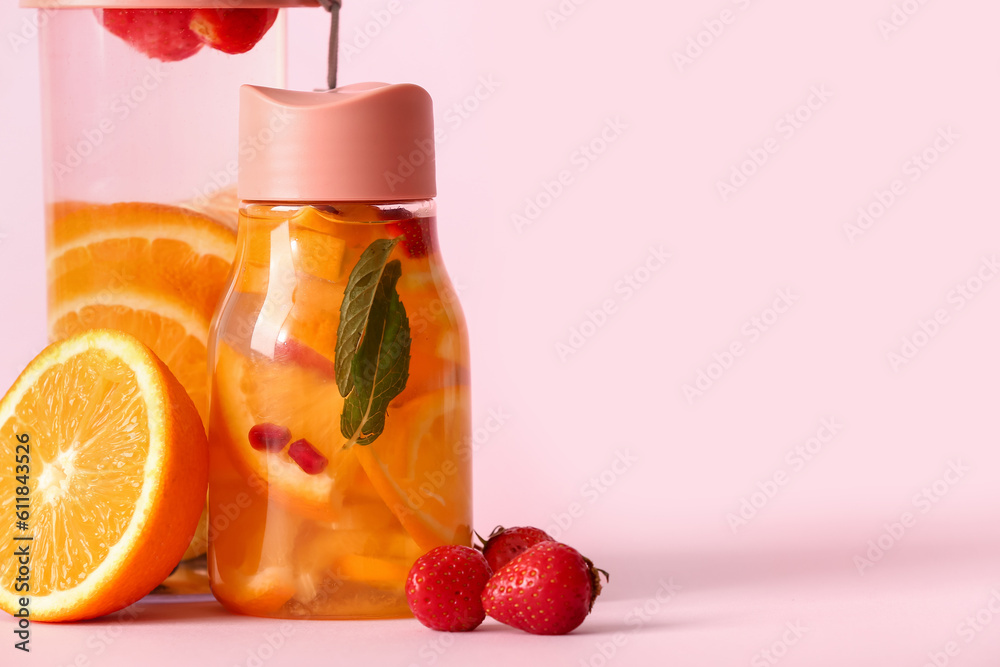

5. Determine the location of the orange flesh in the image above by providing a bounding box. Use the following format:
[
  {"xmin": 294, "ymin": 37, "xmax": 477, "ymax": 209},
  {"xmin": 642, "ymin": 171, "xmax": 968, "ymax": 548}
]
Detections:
[
  {"xmin": 46, "ymin": 201, "xmax": 237, "ymax": 578},
  {"xmin": 0, "ymin": 351, "xmax": 146, "ymax": 596},
  {"xmin": 0, "ymin": 330, "xmax": 208, "ymax": 621}
]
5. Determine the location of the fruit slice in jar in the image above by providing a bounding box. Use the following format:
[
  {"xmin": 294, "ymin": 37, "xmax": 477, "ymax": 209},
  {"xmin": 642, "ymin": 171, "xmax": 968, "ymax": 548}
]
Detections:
[
  {"xmin": 0, "ymin": 330, "xmax": 207, "ymax": 622},
  {"xmin": 287, "ymin": 522, "xmax": 368, "ymax": 605},
  {"xmin": 226, "ymin": 567, "xmax": 297, "ymax": 616},
  {"xmin": 354, "ymin": 386, "xmax": 472, "ymax": 551},
  {"xmin": 386, "ymin": 218, "xmax": 435, "ymax": 258},
  {"xmin": 48, "ymin": 202, "xmax": 237, "ymax": 324},
  {"xmin": 285, "ymin": 273, "xmax": 344, "ymax": 365},
  {"xmin": 212, "ymin": 341, "xmax": 359, "ymax": 522},
  {"xmin": 210, "ymin": 490, "xmax": 304, "ymax": 617},
  {"xmin": 235, "ymin": 212, "xmax": 350, "ymax": 363},
  {"xmin": 288, "ymin": 205, "xmax": 392, "ymax": 280},
  {"xmin": 389, "ymin": 270, "xmax": 469, "ymax": 407},
  {"xmin": 49, "ymin": 290, "xmax": 211, "ymax": 426},
  {"xmin": 338, "ymin": 554, "xmax": 413, "ymax": 590}
]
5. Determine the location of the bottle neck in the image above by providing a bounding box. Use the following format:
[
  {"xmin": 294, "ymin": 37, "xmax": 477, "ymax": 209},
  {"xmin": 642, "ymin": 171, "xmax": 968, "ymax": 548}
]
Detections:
[
  {"xmin": 234, "ymin": 201, "xmax": 439, "ymax": 278},
  {"xmin": 238, "ymin": 199, "xmax": 435, "ymax": 230}
]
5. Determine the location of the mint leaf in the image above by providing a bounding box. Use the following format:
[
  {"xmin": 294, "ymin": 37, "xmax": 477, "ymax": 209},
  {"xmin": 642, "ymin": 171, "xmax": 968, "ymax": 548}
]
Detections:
[
  {"xmin": 334, "ymin": 237, "xmax": 401, "ymax": 396},
  {"xmin": 340, "ymin": 260, "xmax": 411, "ymax": 446}
]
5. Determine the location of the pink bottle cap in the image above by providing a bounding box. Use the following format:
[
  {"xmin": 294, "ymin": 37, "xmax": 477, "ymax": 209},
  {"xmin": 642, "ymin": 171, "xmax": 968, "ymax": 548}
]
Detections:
[
  {"xmin": 20, "ymin": 1, "xmax": 316, "ymax": 7},
  {"xmin": 239, "ymin": 83, "xmax": 437, "ymax": 203}
]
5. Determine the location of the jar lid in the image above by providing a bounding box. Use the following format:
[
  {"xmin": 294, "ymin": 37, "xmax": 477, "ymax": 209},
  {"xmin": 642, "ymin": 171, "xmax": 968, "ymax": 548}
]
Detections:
[
  {"xmin": 20, "ymin": 1, "xmax": 316, "ymax": 7},
  {"xmin": 239, "ymin": 83, "xmax": 437, "ymax": 203}
]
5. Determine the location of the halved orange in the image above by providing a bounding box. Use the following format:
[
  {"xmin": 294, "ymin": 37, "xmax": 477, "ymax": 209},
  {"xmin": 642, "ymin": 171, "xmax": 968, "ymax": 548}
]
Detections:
[{"xmin": 0, "ymin": 330, "xmax": 207, "ymax": 622}]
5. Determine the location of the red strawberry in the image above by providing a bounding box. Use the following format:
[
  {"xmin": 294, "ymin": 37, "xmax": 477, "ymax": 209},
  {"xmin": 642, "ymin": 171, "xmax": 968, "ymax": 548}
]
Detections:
[
  {"xmin": 482, "ymin": 541, "xmax": 604, "ymax": 635},
  {"xmin": 189, "ymin": 9, "xmax": 279, "ymax": 55},
  {"xmin": 479, "ymin": 526, "xmax": 553, "ymax": 572},
  {"xmin": 387, "ymin": 218, "xmax": 434, "ymax": 258},
  {"xmin": 96, "ymin": 9, "xmax": 204, "ymax": 62},
  {"xmin": 406, "ymin": 545, "xmax": 492, "ymax": 632}
]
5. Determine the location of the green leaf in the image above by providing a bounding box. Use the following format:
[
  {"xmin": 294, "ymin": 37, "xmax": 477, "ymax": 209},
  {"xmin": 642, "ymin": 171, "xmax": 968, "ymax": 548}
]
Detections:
[
  {"xmin": 340, "ymin": 261, "xmax": 411, "ymax": 446},
  {"xmin": 334, "ymin": 237, "xmax": 401, "ymax": 396}
]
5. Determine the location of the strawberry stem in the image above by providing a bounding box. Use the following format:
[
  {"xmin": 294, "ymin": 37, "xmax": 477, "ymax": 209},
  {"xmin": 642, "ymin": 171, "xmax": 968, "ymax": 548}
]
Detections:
[
  {"xmin": 583, "ymin": 557, "xmax": 607, "ymax": 610},
  {"xmin": 473, "ymin": 531, "xmax": 488, "ymax": 549}
]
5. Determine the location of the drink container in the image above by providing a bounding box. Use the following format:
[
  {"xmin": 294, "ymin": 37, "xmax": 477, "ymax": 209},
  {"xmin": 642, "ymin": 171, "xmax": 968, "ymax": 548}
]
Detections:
[
  {"xmin": 23, "ymin": 0, "xmax": 318, "ymax": 593},
  {"xmin": 208, "ymin": 83, "xmax": 472, "ymax": 618}
]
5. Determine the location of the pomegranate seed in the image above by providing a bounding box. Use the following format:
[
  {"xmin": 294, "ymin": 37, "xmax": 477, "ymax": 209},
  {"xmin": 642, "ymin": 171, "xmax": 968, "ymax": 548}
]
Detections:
[
  {"xmin": 288, "ymin": 438, "xmax": 328, "ymax": 474},
  {"xmin": 248, "ymin": 423, "xmax": 291, "ymax": 452}
]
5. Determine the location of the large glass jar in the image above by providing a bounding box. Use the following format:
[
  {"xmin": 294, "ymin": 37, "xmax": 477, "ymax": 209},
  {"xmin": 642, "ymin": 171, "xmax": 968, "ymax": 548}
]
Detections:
[
  {"xmin": 209, "ymin": 201, "xmax": 472, "ymax": 617},
  {"xmin": 25, "ymin": 0, "xmax": 318, "ymax": 593}
]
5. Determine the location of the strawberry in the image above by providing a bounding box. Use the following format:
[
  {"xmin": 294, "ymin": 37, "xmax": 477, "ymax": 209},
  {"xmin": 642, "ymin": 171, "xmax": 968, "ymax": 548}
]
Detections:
[
  {"xmin": 481, "ymin": 541, "xmax": 604, "ymax": 635},
  {"xmin": 96, "ymin": 9, "xmax": 204, "ymax": 62},
  {"xmin": 406, "ymin": 545, "xmax": 492, "ymax": 632},
  {"xmin": 479, "ymin": 526, "xmax": 553, "ymax": 572},
  {"xmin": 189, "ymin": 9, "xmax": 279, "ymax": 55},
  {"xmin": 387, "ymin": 218, "xmax": 434, "ymax": 258}
]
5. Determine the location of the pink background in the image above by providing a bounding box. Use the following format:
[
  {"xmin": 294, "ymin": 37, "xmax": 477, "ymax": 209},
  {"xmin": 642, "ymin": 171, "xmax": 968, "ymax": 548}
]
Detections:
[{"xmin": 3, "ymin": 1, "xmax": 1000, "ymax": 665}]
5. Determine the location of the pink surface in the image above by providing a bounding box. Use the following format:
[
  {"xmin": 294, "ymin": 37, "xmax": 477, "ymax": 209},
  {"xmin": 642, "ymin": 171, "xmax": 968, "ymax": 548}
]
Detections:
[
  {"xmin": 13, "ymin": 533, "xmax": 1000, "ymax": 666},
  {"xmin": 2, "ymin": 0, "xmax": 1000, "ymax": 664},
  {"xmin": 19, "ymin": 1, "xmax": 317, "ymax": 7}
]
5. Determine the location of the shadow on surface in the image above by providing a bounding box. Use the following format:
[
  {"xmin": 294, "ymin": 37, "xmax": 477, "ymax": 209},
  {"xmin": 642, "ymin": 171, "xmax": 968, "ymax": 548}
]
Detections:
[
  {"xmin": 475, "ymin": 612, "xmax": 729, "ymax": 636},
  {"xmin": 88, "ymin": 597, "xmax": 231, "ymax": 625}
]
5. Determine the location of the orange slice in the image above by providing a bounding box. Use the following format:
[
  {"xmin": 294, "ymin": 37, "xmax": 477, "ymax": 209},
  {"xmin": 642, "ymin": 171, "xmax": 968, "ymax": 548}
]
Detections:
[
  {"xmin": 48, "ymin": 202, "xmax": 236, "ymax": 323},
  {"xmin": 216, "ymin": 566, "xmax": 297, "ymax": 617},
  {"xmin": 337, "ymin": 554, "xmax": 412, "ymax": 590},
  {"xmin": 215, "ymin": 334, "xmax": 471, "ymax": 550},
  {"xmin": 354, "ymin": 387, "xmax": 472, "ymax": 551},
  {"xmin": 232, "ymin": 211, "xmax": 350, "ymax": 364},
  {"xmin": 212, "ymin": 341, "xmax": 359, "ymax": 522},
  {"xmin": 49, "ymin": 291, "xmax": 211, "ymax": 426},
  {"xmin": 210, "ymin": 499, "xmax": 303, "ymax": 617},
  {"xmin": 0, "ymin": 330, "xmax": 207, "ymax": 622}
]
